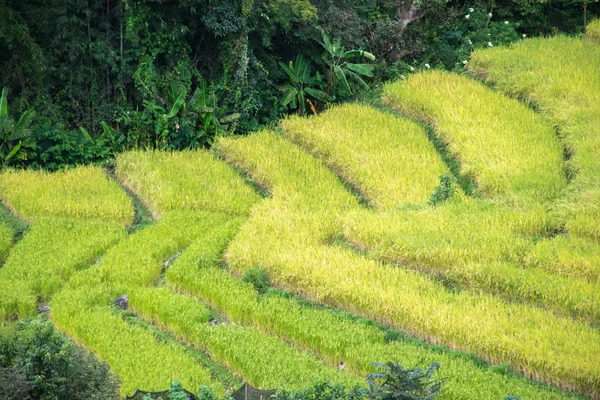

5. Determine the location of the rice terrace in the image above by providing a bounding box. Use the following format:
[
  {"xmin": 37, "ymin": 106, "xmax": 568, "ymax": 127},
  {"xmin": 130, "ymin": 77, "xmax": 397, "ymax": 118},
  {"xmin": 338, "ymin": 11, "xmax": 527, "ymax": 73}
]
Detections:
[{"xmin": 1, "ymin": 3, "xmax": 600, "ymax": 400}]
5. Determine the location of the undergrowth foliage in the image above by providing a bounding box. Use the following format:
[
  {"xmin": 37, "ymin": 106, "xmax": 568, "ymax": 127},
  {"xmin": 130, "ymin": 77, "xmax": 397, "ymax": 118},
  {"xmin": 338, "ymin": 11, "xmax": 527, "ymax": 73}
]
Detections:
[
  {"xmin": 0, "ymin": 318, "xmax": 120, "ymax": 400},
  {"xmin": 367, "ymin": 361, "xmax": 444, "ymax": 400},
  {"xmin": 428, "ymin": 174, "xmax": 458, "ymax": 205}
]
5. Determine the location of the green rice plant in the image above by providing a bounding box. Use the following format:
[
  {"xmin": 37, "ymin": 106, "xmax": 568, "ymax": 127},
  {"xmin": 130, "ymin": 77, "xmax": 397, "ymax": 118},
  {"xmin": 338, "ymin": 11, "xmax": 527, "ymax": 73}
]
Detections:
[
  {"xmin": 279, "ymin": 101, "xmax": 600, "ymax": 319},
  {"xmin": 523, "ymin": 236, "xmax": 600, "ymax": 283},
  {"xmin": 116, "ymin": 150, "xmax": 260, "ymax": 218},
  {"xmin": 0, "ymin": 218, "xmax": 125, "ymax": 320},
  {"xmin": 468, "ymin": 35, "xmax": 600, "ymax": 241},
  {"xmin": 0, "ymin": 166, "xmax": 132, "ymax": 225},
  {"xmin": 0, "ymin": 166, "xmax": 132, "ymax": 321},
  {"xmin": 51, "ymin": 277, "xmax": 221, "ymax": 397},
  {"xmin": 342, "ymin": 197, "xmax": 600, "ymax": 322},
  {"xmin": 54, "ymin": 211, "xmax": 358, "ymax": 392},
  {"xmin": 132, "ymin": 282, "xmax": 361, "ymax": 390},
  {"xmin": 0, "ymin": 223, "xmax": 12, "ymax": 261},
  {"xmin": 382, "ymin": 70, "xmax": 567, "ymax": 205},
  {"xmin": 50, "ymin": 213, "xmax": 228, "ymax": 396},
  {"xmin": 166, "ymin": 232, "xmax": 584, "ymax": 399},
  {"xmin": 281, "ymin": 104, "xmax": 447, "ymax": 209},
  {"xmin": 216, "ymin": 130, "xmax": 359, "ymax": 213},
  {"xmin": 217, "ymin": 130, "xmax": 600, "ymax": 397},
  {"xmin": 53, "ymin": 151, "xmax": 360, "ymax": 393},
  {"xmin": 587, "ymin": 19, "xmax": 600, "ymax": 43},
  {"xmin": 0, "ymin": 201, "xmax": 28, "ymax": 238}
]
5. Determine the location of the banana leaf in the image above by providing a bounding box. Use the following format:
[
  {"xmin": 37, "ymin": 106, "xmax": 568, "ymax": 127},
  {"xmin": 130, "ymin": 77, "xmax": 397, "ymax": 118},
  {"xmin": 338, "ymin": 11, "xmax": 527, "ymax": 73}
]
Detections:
[
  {"xmin": 346, "ymin": 62, "xmax": 375, "ymax": 77},
  {"xmin": 334, "ymin": 65, "xmax": 352, "ymax": 94},
  {"xmin": 345, "ymin": 50, "xmax": 376, "ymax": 61},
  {"xmin": 165, "ymin": 90, "xmax": 188, "ymax": 119},
  {"xmin": 0, "ymin": 88, "xmax": 8, "ymax": 118},
  {"xmin": 304, "ymin": 87, "xmax": 329, "ymax": 102}
]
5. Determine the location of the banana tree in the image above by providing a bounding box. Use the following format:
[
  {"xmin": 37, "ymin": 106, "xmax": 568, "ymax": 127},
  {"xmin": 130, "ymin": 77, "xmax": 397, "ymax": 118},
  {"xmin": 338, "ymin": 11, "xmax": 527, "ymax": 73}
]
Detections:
[
  {"xmin": 0, "ymin": 87, "xmax": 36, "ymax": 165},
  {"xmin": 279, "ymin": 54, "xmax": 329, "ymax": 115},
  {"xmin": 187, "ymin": 80, "xmax": 240, "ymax": 141},
  {"xmin": 318, "ymin": 32, "xmax": 376, "ymax": 98}
]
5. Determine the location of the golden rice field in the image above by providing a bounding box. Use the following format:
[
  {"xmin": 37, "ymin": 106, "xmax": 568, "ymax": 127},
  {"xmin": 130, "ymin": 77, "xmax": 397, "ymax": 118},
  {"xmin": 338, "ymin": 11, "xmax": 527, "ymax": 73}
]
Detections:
[{"xmin": 1, "ymin": 32, "xmax": 599, "ymax": 400}]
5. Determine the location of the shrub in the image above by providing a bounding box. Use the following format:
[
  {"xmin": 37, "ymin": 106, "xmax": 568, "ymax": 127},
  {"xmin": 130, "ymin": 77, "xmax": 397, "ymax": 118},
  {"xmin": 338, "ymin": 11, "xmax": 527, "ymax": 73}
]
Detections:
[
  {"xmin": 272, "ymin": 379, "xmax": 368, "ymax": 400},
  {"xmin": 427, "ymin": 174, "xmax": 458, "ymax": 206},
  {"xmin": 242, "ymin": 268, "xmax": 272, "ymax": 294},
  {"xmin": 0, "ymin": 318, "xmax": 120, "ymax": 400},
  {"xmin": 368, "ymin": 361, "xmax": 444, "ymax": 400}
]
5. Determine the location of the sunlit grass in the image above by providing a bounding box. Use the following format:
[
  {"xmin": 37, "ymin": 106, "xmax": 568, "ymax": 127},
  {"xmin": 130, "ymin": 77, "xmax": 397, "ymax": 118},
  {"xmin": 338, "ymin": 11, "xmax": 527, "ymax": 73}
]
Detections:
[
  {"xmin": 0, "ymin": 166, "xmax": 132, "ymax": 322},
  {"xmin": 55, "ymin": 151, "xmax": 359, "ymax": 393},
  {"xmin": 116, "ymin": 150, "xmax": 260, "ymax": 218},
  {"xmin": 168, "ymin": 227, "xmax": 584, "ymax": 399},
  {"xmin": 282, "ymin": 104, "xmax": 446, "ymax": 209},
  {"xmin": 0, "ymin": 166, "xmax": 132, "ymax": 225},
  {"xmin": 218, "ymin": 130, "xmax": 600, "ymax": 396},
  {"xmin": 0, "ymin": 218, "xmax": 125, "ymax": 320},
  {"xmin": 469, "ymin": 35, "xmax": 600, "ymax": 240},
  {"xmin": 383, "ymin": 70, "xmax": 566, "ymax": 205},
  {"xmin": 0, "ymin": 223, "xmax": 11, "ymax": 261}
]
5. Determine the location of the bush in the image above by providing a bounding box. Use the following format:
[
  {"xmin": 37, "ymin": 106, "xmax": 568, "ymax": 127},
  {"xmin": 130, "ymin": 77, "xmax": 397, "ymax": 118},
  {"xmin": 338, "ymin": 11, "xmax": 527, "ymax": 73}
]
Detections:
[
  {"xmin": 272, "ymin": 379, "xmax": 368, "ymax": 400},
  {"xmin": 0, "ymin": 318, "xmax": 120, "ymax": 400},
  {"xmin": 242, "ymin": 268, "xmax": 272, "ymax": 294},
  {"xmin": 367, "ymin": 361, "xmax": 444, "ymax": 400}
]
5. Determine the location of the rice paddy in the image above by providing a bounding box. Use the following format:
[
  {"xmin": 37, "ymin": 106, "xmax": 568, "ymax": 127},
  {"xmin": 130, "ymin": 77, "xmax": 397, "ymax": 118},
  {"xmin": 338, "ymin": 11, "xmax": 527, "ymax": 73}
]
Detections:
[{"xmin": 1, "ymin": 32, "xmax": 599, "ymax": 400}]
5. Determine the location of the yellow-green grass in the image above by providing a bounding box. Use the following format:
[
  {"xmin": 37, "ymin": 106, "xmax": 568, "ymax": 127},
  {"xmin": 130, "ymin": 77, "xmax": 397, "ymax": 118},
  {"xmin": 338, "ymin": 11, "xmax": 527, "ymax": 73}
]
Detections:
[
  {"xmin": 0, "ymin": 166, "xmax": 132, "ymax": 321},
  {"xmin": 54, "ymin": 151, "xmax": 358, "ymax": 392},
  {"xmin": 51, "ymin": 212, "xmax": 229, "ymax": 396},
  {"xmin": 343, "ymin": 199, "xmax": 600, "ymax": 323},
  {"xmin": 167, "ymin": 230, "xmax": 584, "ymax": 399},
  {"xmin": 116, "ymin": 150, "xmax": 260, "ymax": 218},
  {"xmin": 468, "ymin": 36, "xmax": 600, "ymax": 241},
  {"xmin": 0, "ymin": 218, "xmax": 126, "ymax": 321},
  {"xmin": 218, "ymin": 130, "xmax": 600, "ymax": 396},
  {"xmin": 587, "ymin": 19, "xmax": 600, "ymax": 43},
  {"xmin": 282, "ymin": 101, "xmax": 600, "ymax": 316},
  {"xmin": 383, "ymin": 70, "xmax": 567, "ymax": 205},
  {"xmin": 54, "ymin": 211, "xmax": 357, "ymax": 393},
  {"xmin": 133, "ymin": 281, "xmax": 361, "ymax": 390},
  {"xmin": 281, "ymin": 104, "xmax": 447, "ymax": 209},
  {"xmin": 0, "ymin": 166, "xmax": 132, "ymax": 225},
  {"xmin": 524, "ymin": 236, "xmax": 600, "ymax": 283},
  {"xmin": 216, "ymin": 130, "xmax": 359, "ymax": 213},
  {"xmin": 224, "ymin": 126, "xmax": 600, "ymax": 320},
  {"xmin": 0, "ymin": 223, "xmax": 11, "ymax": 261},
  {"xmin": 51, "ymin": 279, "xmax": 221, "ymax": 396}
]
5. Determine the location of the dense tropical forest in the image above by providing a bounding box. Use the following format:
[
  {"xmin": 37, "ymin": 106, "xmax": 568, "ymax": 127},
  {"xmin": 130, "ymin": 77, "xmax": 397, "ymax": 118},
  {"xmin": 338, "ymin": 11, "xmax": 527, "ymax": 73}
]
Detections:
[
  {"xmin": 2, "ymin": 1, "xmax": 600, "ymax": 400},
  {"xmin": 1, "ymin": 0, "xmax": 598, "ymax": 168}
]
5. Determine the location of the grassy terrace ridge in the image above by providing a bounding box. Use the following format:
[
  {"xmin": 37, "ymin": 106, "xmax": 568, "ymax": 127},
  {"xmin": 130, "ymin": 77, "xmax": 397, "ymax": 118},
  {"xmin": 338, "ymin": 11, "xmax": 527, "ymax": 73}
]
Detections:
[
  {"xmin": 116, "ymin": 150, "xmax": 260, "ymax": 218},
  {"xmin": 468, "ymin": 35, "xmax": 600, "ymax": 241},
  {"xmin": 52, "ymin": 213, "xmax": 226, "ymax": 397},
  {"xmin": 281, "ymin": 104, "xmax": 447, "ymax": 209},
  {"xmin": 217, "ymin": 130, "xmax": 600, "ymax": 397},
  {"xmin": 53, "ymin": 151, "xmax": 359, "ymax": 395},
  {"xmin": 168, "ymin": 230, "xmax": 585, "ymax": 400},
  {"xmin": 0, "ymin": 167, "xmax": 132, "ymax": 321},
  {"xmin": 277, "ymin": 101, "xmax": 600, "ymax": 322},
  {"xmin": 0, "ymin": 222, "xmax": 12, "ymax": 263},
  {"xmin": 0, "ymin": 166, "xmax": 133, "ymax": 225},
  {"xmin": 342, "ymin": 201, "xmax": 600, "ymax": 323},
  {"xmin": 383, "ymin": 70, "xmax": 567, "ymax": 206}
]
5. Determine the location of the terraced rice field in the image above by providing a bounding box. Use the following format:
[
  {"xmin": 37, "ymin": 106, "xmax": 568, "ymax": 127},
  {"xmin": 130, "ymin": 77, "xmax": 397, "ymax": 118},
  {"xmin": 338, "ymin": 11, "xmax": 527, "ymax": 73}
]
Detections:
[{"xmin": 1, "ymin": 32, "xmax": 599, "ymax": 399}]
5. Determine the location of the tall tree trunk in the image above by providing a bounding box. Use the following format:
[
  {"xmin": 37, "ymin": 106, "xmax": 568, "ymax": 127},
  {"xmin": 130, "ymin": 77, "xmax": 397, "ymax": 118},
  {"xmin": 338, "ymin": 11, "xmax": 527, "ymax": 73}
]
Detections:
[{"xmin": 394, "ymin": 0, "xmax": 425, "ymax": 33}]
